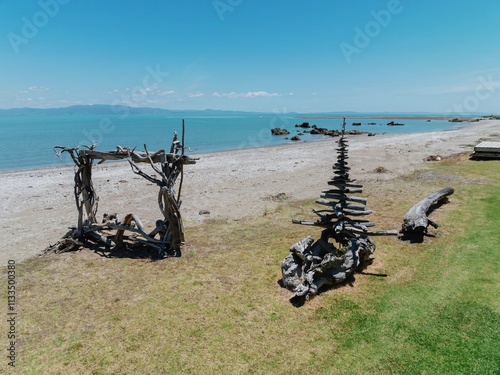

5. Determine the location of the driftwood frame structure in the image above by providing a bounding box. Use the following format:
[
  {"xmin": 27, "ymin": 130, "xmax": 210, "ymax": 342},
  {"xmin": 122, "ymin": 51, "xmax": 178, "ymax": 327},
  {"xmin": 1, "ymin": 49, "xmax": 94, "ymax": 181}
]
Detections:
[{"xmin": 46, "ymin": 122, "xmax": 197, "ymax": 258}]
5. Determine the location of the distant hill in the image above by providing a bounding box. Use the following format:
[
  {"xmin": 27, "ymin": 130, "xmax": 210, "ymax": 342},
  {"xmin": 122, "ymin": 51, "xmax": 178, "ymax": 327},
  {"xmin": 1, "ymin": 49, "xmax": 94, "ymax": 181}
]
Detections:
[
  {"xmin": 0, "ymin": 106, "xmax": 491, "ymax": 118},
  {"xmin": 0, "ymin": 105, "xmax": 255, "ymax": 116},
  {"xmin": 0, "ymin": 105, "xmax": 173, "ymax": 116}
]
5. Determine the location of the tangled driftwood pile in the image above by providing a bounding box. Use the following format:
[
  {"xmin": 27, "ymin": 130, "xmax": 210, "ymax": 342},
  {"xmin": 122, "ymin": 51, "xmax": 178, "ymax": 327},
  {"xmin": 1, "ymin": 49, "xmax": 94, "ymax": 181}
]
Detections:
[
  {"xmin": 281, "ymin": 118, "xmax": 397, "ymax": 304},
  {"xmin": 45, "ymin": 123, "xmax": 197, "ymax": 259}
]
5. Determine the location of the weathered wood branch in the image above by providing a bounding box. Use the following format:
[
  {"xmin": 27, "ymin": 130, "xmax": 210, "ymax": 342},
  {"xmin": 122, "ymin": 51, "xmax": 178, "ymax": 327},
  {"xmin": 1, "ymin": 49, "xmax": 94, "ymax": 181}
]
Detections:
[
  {"xmin": 400, "ymin": 187, "xmax": 454, "ymax": 241},
  {"xmin": 345, "ymin": 227, "xmax": 399, "ymax": 236},
  {"xmin": 127, "ymin": 156, "xmax": 163, "ymax": 186},
  {"xmin": 320, "ymin": 192, "xmax": 367, "ymax": 203}
]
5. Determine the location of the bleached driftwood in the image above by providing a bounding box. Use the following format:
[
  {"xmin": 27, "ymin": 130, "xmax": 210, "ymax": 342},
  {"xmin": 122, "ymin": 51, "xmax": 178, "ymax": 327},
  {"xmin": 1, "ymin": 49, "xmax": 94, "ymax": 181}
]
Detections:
[
  {"xmin": 46, "ymin": 122, "xmax": 197, "ymax": 259},
  {"xmin": 282, "ymin": 117, "xmax": 397, "ymax": 305},
  {"xmin": 282, "ymin": 235, "xmax": 376, "ymax": 305},
  {"xmin": 400, "ymin": 187, "xmax": 454, "ymax": 241}
]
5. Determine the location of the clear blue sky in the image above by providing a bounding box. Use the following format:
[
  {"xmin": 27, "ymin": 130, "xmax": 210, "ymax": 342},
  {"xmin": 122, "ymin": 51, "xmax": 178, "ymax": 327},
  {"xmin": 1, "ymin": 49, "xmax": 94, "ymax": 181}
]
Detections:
[{"xmin": 1, "ymin": 0, "xmax": 499, "ymax": 113}]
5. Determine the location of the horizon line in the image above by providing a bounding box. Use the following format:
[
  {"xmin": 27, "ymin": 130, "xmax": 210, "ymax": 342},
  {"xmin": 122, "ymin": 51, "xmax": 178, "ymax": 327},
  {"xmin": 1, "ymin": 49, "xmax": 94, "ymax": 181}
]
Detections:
[{"xmin": 0, "ymin": 104, "xmax": 495, "ymax": 116}]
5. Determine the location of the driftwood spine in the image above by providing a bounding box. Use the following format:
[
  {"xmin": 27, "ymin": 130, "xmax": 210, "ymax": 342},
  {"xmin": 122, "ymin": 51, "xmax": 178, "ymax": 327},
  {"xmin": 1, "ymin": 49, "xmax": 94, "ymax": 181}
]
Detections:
[{"xmin": 283, "ymin": 117, "xmax": 398, "ymax": 305}]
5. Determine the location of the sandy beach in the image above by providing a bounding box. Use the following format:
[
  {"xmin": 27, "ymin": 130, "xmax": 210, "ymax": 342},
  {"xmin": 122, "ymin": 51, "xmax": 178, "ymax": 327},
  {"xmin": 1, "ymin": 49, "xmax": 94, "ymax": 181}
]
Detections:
[{"xmin": 1, "ymin": 120, "xmax": 499, "ymax": 265}]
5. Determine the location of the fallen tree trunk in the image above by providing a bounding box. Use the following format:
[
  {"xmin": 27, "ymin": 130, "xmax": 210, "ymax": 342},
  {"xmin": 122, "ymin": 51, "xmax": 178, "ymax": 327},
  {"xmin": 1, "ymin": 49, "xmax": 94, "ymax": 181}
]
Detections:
[{"xmin": 400, "ymin": 187, "xmax": 454, "ymax": 241}]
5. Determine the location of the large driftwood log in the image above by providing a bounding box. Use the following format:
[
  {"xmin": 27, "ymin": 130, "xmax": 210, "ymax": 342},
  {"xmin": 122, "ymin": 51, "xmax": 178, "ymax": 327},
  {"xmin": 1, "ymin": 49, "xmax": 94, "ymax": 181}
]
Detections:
[{"xmin": 400, "ymin": 187, "xmax": 454, "ymax": 241}]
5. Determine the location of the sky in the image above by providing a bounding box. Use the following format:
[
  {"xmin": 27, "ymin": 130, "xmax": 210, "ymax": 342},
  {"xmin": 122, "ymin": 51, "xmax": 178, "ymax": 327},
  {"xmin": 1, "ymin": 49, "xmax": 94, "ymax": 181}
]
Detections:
[{"xmin": 1, "ymin": 0, "xmax": 499, "ymax": 113}]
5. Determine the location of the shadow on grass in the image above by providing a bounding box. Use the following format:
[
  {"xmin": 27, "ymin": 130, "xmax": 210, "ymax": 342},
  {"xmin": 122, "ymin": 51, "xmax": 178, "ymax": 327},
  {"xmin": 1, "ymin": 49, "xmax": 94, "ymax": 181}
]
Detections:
[
  {"xmin": 398, "ymin": 228, "xmax": 435, "ymax": 244},
  {"xmin": 359, "ymin": 271, "xmax": 388, "ymax": 277},
  {"xmin": 278, "ymin": 274, "xmax": 359, "ymax": 308},
  {"xmin": 75, "ymin": 238, "xmax": 178, "ymax": 261}
]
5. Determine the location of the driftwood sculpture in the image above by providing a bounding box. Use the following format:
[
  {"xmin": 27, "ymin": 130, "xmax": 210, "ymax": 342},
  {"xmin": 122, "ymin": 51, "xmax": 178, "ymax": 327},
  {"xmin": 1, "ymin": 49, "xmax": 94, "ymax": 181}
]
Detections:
[
  {"xmin": 281, "ymin": 118, "xmax": 397, "ymax": 304},
  {"xmin": 400, "ymin": 187, "xmax": 454, "ymax": 242},
  {"xmin": 45, "ymin": 122, "xmax": 197, "ymax": 259}
]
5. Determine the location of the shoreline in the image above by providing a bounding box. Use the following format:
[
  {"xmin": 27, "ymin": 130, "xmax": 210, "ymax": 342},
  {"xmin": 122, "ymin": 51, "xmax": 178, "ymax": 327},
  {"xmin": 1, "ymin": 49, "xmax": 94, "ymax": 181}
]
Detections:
[
  {"xmin": 1, "ymin": 119, "xmax": 499, "ymax": 265},
  {"xmin": 0, "ymin": 119, "xmax": 490, "ymax": 175},
  {"xmin": 295, "ymin": 115, "xmax": 490, "ymax": 121}
]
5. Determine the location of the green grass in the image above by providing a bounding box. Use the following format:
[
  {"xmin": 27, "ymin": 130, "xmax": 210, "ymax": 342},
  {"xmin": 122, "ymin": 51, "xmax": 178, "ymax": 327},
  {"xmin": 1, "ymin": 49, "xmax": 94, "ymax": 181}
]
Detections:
[
  {"xmin": 316, "ymin": 183, "xmax": 500, "ymax": 374},
  {"xmin": 2, "ymin": 158, "xmax": 499, "ymax": 374}
]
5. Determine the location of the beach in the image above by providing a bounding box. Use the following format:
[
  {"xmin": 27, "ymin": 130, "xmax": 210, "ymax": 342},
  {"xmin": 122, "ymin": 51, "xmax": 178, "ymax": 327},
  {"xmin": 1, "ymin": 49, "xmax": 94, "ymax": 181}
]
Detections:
[{"xmin": 1, "ymin": 119, "xmax": 499, "ymax": 265}]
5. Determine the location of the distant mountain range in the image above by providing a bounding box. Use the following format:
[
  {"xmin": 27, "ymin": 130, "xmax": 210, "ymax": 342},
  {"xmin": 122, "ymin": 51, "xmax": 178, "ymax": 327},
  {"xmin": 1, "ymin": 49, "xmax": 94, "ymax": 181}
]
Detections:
[
  {"xmin": 0, "ymin": 105, "xmax": 256, "ymax": 116},
  {"xmin": 0, "ymin": 105, "xmax": 492, "ymax": 117}
]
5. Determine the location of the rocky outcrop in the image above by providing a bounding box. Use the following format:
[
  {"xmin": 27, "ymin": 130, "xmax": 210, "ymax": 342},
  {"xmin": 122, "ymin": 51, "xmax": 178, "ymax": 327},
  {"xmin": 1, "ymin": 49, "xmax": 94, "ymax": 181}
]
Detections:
[
  {"xmin": 295, "ymin": 122, "xmax": 311, "ymax": 128},
  {"xmin": 348, "ymin": 130, "xmax": 365, "ymax": 135},
  {"xmin": 310, "ymin": 125, "xmax": 341, "ymax": 137},
  {"xmin": 309, "ymin": 125, "xmax": 367, "ymax": 137},
  {"xmin": 271, "ymin": 128, "xmax": 290, "ymax": 135}
]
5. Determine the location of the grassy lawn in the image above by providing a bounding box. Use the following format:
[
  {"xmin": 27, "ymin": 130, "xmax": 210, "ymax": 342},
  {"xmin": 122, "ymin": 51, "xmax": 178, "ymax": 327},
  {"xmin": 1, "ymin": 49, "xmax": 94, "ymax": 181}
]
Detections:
[{"xmin": 2, "ymin": 156, "xmax": 499, "ymax": 374}]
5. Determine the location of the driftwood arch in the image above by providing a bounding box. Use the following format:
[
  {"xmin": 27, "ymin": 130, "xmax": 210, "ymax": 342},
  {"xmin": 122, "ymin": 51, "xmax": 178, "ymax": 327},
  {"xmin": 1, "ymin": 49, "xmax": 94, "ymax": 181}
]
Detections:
[{"xmin": 46, "ymin": 122, "xmax": 197, "ymax": 259}]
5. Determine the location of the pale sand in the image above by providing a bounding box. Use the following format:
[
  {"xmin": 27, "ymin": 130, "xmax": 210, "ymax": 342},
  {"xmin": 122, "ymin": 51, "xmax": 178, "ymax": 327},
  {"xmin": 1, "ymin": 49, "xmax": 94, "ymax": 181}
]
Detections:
[{"xmin": 1, "ymin": 120, "xmax": 499, "ymax": 264}]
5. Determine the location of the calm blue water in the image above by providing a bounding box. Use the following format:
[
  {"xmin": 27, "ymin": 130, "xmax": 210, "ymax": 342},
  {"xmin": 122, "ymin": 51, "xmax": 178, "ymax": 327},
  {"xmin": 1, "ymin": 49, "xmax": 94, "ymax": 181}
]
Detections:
[{"xmin": 0, "ymin": 112, "xmax": 476, "ymax": 171}]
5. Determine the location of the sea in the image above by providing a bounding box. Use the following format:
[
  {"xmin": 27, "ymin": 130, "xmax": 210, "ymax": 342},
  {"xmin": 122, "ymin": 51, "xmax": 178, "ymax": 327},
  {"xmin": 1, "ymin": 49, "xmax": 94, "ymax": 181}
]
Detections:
[{"xmin": 0, "ymin": 112, "xmax": 479, "ymax": 171}]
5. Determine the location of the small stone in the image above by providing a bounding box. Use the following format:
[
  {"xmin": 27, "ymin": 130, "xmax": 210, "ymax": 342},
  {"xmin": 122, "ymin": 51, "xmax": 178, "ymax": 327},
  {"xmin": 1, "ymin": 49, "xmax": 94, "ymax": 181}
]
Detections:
[
  {"xmin": 374, "ymin": 166, "xmax": 388, "ymax": 173},
  {"xmin": 199, "ymin": 210, "xmax": 210, "ymax": 215},
  {"xmin": 425, "ymin": 155, "xmax": 443, "ymax": 161}
]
